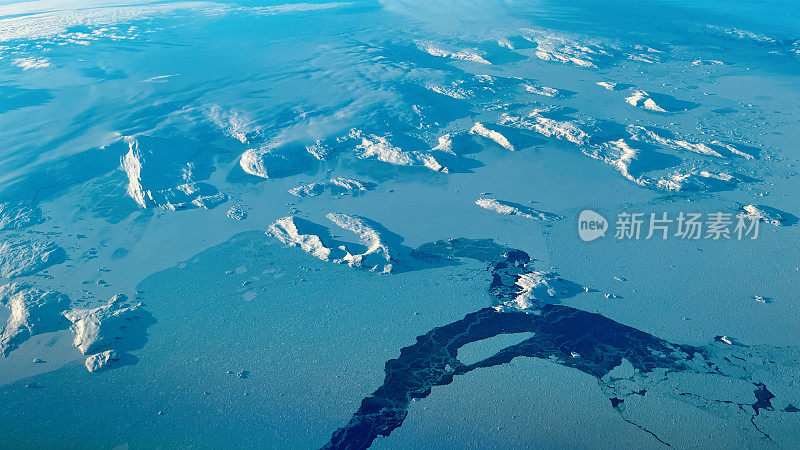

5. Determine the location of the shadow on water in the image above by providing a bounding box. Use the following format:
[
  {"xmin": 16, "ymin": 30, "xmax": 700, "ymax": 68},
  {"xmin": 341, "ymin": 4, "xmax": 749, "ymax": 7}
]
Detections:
[{"xmin": 0, "ymin": 86, "xmax": 54, "ymax": 114}]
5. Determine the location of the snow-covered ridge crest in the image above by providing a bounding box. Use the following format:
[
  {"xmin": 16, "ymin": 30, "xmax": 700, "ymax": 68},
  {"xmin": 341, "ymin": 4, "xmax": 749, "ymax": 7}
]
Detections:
[
  {"xmin": 740, "ymin": 204, "xmax": 796, "ymax": 226},
  {"xmin": 288, "ymin": 177, "xmax": 375, "ymax": 198},
  {"xmin": 475, "ymin": 198, "xmax": 561, "ymax": 221},
  {"xmin": 326, "ymin": 213, "xmax": 394, "ymax": 273},
  {"xmin": 351, "ymin": 130, "xmax": 447, "ymax": 173},
  {"xmin": 625, "ymin": 90, "xmax": 667, "ymax": 112},
  {"xmin": 267, "ymin": 216, "xmax": 334, "ymax": 261},
  {"xmin": 122, "ymin": 136, "xmax": 227, "ymax": 210},
  {"xmin": 524, "ymin": 84, "xmax": 563, "ymax": 98},
  {"xmin": 627, "ymin": 125, "xmax": 754, "ymax": 159},
  {"xmin": 417, "ymin": 41, "xmax": 491, "ymax": 64},
  {"xmin": 508, "ymin": 270, "xmax": 576, "ymax": 311},
  {"xmin": 470, "ymin": 122, "xmax": 515, "ymax": 151},
  {"xmin": 500, "ymin": 111, "xmax": 589, "ymax": 146},
  {"xmin": 521, "ymin": 27, "xmax": 610, "ymax": 68},
  {"xmin": 267, "ymin": 213, "xmax": 398, "ymax": 273}
]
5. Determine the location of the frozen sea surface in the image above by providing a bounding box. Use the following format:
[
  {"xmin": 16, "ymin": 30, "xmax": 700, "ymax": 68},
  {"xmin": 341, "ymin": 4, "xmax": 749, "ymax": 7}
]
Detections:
[{"xmin": 1, "ymin": 0, "xmax": 799, "ymax": 448}]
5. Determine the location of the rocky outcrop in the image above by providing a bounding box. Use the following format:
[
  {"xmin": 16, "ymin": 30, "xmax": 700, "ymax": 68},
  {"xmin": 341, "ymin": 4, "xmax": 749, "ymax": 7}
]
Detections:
[
  {"xmin": 0, "ymin": 239, "xmax": 66, "ymax": 278},
  {"xmin": 0, "ymin": 283, "xmax": 71, "ymax": 356}
]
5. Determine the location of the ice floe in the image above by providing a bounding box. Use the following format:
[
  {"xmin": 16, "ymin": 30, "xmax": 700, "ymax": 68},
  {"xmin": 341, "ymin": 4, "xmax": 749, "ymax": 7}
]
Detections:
[
  {"xmin": 0, "ymin": 283, "xmax": 71, "ymax": 356},
  {"xmin": 226, "ymin": 205, "xmax": 248, "ymax": 221},
  {"xmin": 475, "ymin": 198, "xmax": 561, "ymax": 221},
  {"xmin": 0, "ymin": 239, "xmax": 66, "ymax": 278}
]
